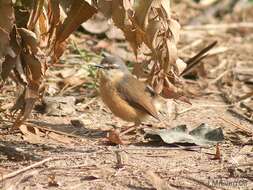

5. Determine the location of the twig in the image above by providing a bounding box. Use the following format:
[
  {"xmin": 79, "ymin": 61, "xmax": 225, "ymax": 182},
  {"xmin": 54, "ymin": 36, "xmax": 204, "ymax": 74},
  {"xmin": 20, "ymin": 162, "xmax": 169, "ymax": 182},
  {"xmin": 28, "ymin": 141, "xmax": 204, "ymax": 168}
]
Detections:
[
  {"xmin": 1, "ymin": 157, "xmax": 57, "ymax": 181},
  {"xmin": 181, "ymin": 41, "xmax": 217, "ymax": 77},
  {"xmin": 26, "ymin": 122, "xmax": 83, "ymax": 139},
  {"xmin": 237, "ymin": 91, "xmax": 253, "ymax": 102},
  {"xmin": 183, "ymin": 22, "xmax": 253, "ymax": 30},
  {"xmin": 218, "ymin": 117, "xmax": 253, "ymax": 135},
  {"xmin": 228, "ymin": 108, "xmax": 253, "ymax": 124},
  {"xmin": 210, "ymin": 70, "xmax": 230, "ymax": 84},
  {"xmin": 1, "ymin": 153, "xmax": 99, "ymax": 181},
  {"xmin": 177, "ymin": 104, "xmax": 231, "ymax": 115}
]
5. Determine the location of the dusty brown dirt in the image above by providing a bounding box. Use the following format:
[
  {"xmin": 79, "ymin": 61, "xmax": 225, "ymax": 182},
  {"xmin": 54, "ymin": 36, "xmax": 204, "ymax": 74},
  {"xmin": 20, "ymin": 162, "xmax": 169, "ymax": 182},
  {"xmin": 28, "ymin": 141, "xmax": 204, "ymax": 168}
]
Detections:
[
  {"xmin": 0, "ymin": 96, "xmax": 252, "ymax": 190},
  {"xmin": 1, "ymin": 1, "xmax": 253, "ymax": 190}
]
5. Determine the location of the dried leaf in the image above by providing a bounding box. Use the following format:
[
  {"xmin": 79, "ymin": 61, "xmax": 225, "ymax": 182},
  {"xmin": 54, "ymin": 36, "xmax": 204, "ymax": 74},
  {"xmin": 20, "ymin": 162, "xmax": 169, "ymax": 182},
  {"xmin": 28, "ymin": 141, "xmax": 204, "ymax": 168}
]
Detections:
[
  {"xmin": 145, "ymin": 123, "xmax": 224, "ymax": 146},
  {"xmin": 20, "ymin": 125, "xmax": 46, "ymax": 144},
  {"xmin": 47, "ymin": 132, "xmax": 73, "ymax": 144},
  {"xmin": 18, "ymin": 28, "xmax": 39, "ymax": 54},
  {"xmin": 27, "ymin": 0, "xmax": 45, "ymax": 30},
  {"xmin": 37, "ymin": 7, "xmax": 49, "ymax": 46},
  {"xmin": 133, "ymin": 0, "xmax": 153, "ymax": 30},
  {"xmin": 154, "ymin": 78, "xmax": 164, "ymax": 94},
  {"xmin": 47, "ymin": 0, "xmax": 60, "ymax": 42},
  {"xmin": 13, "ymin": 84, "xmax": 39, "ymax": 128},
  {"xmin": 53, "ymin": 40, "xmax": 67, "ymax": 63},
  {"xmin": 145, "ymin": 19, "xmax": 161, "ymax": 50},
  {"xmin": 55, "ymin": 0, "xmax": 97, "ymax": 44},
  {"xmin": 22, "ymin": 52, "xmax": 43, "ymax": 82}
]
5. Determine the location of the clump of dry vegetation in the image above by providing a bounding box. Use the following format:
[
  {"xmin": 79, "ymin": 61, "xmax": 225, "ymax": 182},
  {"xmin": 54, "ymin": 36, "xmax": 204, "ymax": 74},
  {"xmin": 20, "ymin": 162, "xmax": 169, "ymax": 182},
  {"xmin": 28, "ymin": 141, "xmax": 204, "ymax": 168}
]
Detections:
[{"xmin": 0, "ymin": 0, "xmax": 186, "ymax": 128}]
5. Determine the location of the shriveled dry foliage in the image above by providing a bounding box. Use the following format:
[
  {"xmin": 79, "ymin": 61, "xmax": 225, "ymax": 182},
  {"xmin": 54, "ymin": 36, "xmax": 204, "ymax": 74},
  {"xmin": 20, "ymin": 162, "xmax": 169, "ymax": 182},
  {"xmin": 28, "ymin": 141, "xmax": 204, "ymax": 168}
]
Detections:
[{"xmin": 0, "ymin": 0, "xmax": 185, "ymax": 128}]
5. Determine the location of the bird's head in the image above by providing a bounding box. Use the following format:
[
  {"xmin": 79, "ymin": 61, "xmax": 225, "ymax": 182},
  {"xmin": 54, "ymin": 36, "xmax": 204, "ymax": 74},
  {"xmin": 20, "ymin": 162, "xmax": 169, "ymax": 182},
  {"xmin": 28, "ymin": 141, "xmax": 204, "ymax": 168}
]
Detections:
[{"xmin": 95, "ymin": 56, "xmax": 130, "ymax": 81}]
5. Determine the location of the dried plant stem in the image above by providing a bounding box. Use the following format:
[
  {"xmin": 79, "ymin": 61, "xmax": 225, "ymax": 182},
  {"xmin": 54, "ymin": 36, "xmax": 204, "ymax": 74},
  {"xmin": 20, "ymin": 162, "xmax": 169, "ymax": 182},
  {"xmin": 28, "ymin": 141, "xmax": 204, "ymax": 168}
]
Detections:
[
  {"xmin": 219, "ymin": 117, "xmax": 253, "ymax": 135},
  {"xmin": 26, "ymin": 122, "xmax": 82, "ymax": 139},
  {"xmin": 2, "ymin": 157, "xmax": 56, "ymax": 181}
]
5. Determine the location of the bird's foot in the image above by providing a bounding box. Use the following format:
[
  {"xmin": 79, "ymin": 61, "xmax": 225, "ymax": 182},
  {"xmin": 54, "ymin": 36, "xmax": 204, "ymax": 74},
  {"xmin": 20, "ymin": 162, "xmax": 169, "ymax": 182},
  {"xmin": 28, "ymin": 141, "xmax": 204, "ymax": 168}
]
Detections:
[
  {"xmin": 119, "ymin": 124, "xmax": 149, "ymax": 136},
  {"xmin": 119, "ymin": 125, "xmax": 137, "ymax": 136}
]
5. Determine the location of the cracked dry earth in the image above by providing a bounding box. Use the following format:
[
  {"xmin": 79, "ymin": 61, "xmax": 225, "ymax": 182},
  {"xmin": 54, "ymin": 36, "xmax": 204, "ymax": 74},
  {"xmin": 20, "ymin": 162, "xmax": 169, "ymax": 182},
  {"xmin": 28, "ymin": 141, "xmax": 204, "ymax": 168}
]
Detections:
[{"xmin": 0, "ymin": 94, "xmax": 252, "ymax": 190}]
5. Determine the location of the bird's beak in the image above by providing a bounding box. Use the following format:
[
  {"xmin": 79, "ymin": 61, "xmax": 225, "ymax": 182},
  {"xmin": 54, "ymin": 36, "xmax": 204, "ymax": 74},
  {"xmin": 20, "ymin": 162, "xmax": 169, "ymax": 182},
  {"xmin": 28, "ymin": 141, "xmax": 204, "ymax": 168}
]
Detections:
[{"xmin": 92, "ymin": 64, "xmax": 105, "ymax": 69}]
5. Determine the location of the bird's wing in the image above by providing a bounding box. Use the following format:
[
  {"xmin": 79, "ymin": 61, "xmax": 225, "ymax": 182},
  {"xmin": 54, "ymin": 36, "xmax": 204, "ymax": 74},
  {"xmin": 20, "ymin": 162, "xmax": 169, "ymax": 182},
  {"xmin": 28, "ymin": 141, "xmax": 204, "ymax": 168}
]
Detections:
[{"xmin": 116, "ymin": 75, "xmax": 159, "ymax": 120}]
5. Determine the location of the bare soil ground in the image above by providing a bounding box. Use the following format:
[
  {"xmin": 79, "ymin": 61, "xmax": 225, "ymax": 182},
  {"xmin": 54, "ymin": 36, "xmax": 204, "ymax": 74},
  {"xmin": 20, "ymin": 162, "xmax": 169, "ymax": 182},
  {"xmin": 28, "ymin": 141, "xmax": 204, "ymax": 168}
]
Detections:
[{"xmin": 1, "ymin": 1, "xmax": 253, "ymax": 190}]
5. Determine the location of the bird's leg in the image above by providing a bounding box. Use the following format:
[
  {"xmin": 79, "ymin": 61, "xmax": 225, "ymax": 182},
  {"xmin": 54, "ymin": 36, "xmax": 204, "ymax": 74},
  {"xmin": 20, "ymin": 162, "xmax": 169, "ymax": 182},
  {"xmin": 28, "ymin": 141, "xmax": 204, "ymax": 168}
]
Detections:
[{"xmin": 119, "ymin": 122, "xmax": 141, "ymax": 136}]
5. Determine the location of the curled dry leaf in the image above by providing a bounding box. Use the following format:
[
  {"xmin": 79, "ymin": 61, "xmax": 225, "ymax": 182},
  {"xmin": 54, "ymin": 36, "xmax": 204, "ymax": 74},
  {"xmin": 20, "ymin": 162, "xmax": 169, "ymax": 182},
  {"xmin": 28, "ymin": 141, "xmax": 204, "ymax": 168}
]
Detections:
[
  {"xmin": 52, "ymin": 0, "xmax": 97, "ymax": 62},
  {"xmin": 18, "ymin": 28, "xmax": 39, "ymax": 54},
  {"xmin": 19, "ymin": 125, "xmax": 46, "ymax": 144},
  {"xmin": 55, "ymin": 0, "xmax": 97, "ymax": 44}
]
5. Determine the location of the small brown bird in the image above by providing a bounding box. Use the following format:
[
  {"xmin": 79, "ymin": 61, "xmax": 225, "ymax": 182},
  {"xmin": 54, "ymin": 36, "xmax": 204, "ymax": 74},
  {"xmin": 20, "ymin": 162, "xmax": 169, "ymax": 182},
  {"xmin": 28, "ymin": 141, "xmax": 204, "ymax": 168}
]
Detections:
[{"xmin": 96, "ymin": 56, "xmax": 160, "ymax": 128}]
